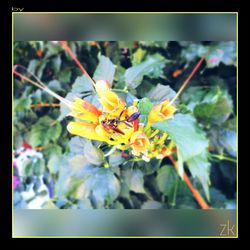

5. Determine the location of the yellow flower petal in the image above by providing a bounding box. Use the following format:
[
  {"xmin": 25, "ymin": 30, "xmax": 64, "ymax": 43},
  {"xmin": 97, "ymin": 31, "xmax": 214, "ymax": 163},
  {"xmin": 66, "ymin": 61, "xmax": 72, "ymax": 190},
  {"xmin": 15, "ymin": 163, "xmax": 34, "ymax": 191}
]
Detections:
[
  {"xmin": 95, "ymin": 80, "xmax": 126, "ymax": 116},
  {"xmin": 148, "ymin": 100, "xmax": 176, "ymax": 124},
  {"xmin": 67, "ymin": 121, "xmax": 106, "ymax": 141},
  {"xmin": 130, "ymin": 131, "xmax": 150, "ymax": 155},
  {"xmin": 70, "ymin": 97, "xmax": 102, "ymax": 123}
]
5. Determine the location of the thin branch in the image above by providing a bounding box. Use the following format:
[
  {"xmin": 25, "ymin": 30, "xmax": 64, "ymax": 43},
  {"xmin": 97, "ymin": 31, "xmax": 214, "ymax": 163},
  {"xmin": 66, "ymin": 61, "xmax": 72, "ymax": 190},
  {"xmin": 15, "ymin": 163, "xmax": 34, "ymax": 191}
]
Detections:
[
  {"xmin": 30, "ymin": 103, "xmax": 61, "ymax": 108},
  {"xmin": 58, "ymin": 41, "xmax": 96, "ymax": 86},
  {"xmin": 169, "ymin": 54, "xmax": 208, "ymax": 105},
  {"xmin": 168, "ymin": 155, "xmax": 210, "ymax": 209}
]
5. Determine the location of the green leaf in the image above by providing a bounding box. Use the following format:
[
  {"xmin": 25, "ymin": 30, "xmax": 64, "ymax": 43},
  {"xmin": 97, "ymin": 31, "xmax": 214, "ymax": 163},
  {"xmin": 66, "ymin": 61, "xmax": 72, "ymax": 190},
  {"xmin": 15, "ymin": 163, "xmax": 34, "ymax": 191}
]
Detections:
[
  {"xmin": 206, "ymin": 42, "xmax": 236, "ymax": 68},
  {"xmin": 118, "ymin": 41, "xmax": 135, "ymax": 50},
  {"xmin": 146, "ymin": 84, "xmax": 176, "ymax": 103},
  {"xmin": 156, "ymin": 165, "xmax": 178, "ymax": 197},
  {"xmin": 125, "ymin": 54, "xmax": 166, "ymax": 88},
  {"xmin": 69, "ymin": 136, "xmax": 86, "ymax": 155},
  {"xmin": 58, "ymin": 69, "xmax": 72, "ymax": 84},
  {"xmin": 93, "ymin": 55, "xmax": 116, "ymax": 85},
  {"xmin": 47, "ymin": 153, "xmax": 61, "ymax": 174},
  {"xmin": 51, "ymin": 55, "xmax": 62, "ymax": 74},
  {"xmin": 71, "ymin": 75, "xmax": 94, "ymax": 94},
  {"xmin": 132, "ymin": 48, "xmax": 146, "ymax": 65},
  {"xmin": 75, "ymin": 167, "xmax": 120, "ymax": 207},
  {"xmin": 48, "ymin": 80, "xmax": 62, "ymax": 92},
  {"xmin": 141, "ymin": 201, "xmax": 167, "ymax": 209},
  {"xmin": 123, "ymin": 169, "xmax": 145, "ymax": 194},
  {"xmin": 186, "ymin": 151, "xmax": 211, "ymax": 201},
  {"xmin": 29, "ymin": 116, "xmax": 62, "ymax": 147},
  {"xmin": 194, "ymin": 92, "xmax": 233, "ymax": 125},
  {"xmin": 83, "ymin": 140, "xmax": 104, "ymax": 166},
  {"xmin": 138, "ymin": 97, "xmax": 153, "ymax": 125},
  {"xmin": 153, "ymin": 113, "xmax": 209, "ymax": 161},
  {"xmin": 109, "ymin": 151, "xmax": 125, "ymax": 167},
  {"xmin": 14, "ymin": 96, "xmax": 32, "ymax": 112},
  {"xmin": 33, "ymin": 158, "xmax": 46, "ymax": 176},
  {"xmin": 43, "ymin": 144, "xmax": 62, "ymax": 159}
]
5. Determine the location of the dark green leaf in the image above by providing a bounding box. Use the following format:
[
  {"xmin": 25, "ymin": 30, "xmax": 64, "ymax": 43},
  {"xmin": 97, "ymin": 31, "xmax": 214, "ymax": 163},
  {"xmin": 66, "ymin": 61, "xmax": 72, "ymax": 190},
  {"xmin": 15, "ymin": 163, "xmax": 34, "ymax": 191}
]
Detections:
[{"xmin": 156, "ymin": 165, "xmax": 178, "ymax": 197}]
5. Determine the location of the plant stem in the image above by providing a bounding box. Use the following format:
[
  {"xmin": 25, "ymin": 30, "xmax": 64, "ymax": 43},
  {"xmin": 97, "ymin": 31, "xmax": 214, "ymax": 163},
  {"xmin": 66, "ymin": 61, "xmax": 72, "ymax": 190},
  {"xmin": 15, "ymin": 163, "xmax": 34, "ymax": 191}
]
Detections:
[
  {"xmin": 169, "ymin": 54, "xmax": 208, "ymax": 105},
  {"xmin": 168, "ymin": 155, "xmax": 210, "ymax": 209},
  {"xmin": 112, "ymin": 88, "xmax": 129, "ymax": 94},
  {"xmin": 30, "ymin": 103, "xmax": 61, "ymax": 108},
  {"xmin": 211, "ymin": 154, "xmax": 237, "ymax": 163},
  {"xmin": 170, "ymin": 179, "xmax": 178, "ymax": 208},
  {"xmin": 58, "ymin": 41, "xmax": 96, "ymax": 86}
]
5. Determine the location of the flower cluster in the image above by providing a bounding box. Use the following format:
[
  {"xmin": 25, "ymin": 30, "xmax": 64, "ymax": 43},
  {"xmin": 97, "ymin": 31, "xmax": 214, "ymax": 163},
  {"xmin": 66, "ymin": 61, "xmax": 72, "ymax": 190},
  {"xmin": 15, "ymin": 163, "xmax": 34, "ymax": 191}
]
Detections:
[{"xmin": 66, "ymin": 79, "xmax": 176, "ymax": 161}]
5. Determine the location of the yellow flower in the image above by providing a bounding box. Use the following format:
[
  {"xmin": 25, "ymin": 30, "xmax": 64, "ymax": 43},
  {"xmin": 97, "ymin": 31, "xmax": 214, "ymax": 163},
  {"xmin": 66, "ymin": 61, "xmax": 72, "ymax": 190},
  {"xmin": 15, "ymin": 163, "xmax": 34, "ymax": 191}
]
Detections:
[
  {"xmin": 95, "ymin": 80, "xmax": 126, "ymax": 116},
  {"xmin": 67, "ymin": 122, "xmax": 108, "ymax": 142},
  {"xmin": 148, "ymin": 100, "xmax": 176, "ymax": 124},
  {"xmin": 130, "ymin": 131, "xmax": 150, "ymax": 156},
  {"xmin": 69, "ymin": 97, "xmax": 102, "ymax": 123}
]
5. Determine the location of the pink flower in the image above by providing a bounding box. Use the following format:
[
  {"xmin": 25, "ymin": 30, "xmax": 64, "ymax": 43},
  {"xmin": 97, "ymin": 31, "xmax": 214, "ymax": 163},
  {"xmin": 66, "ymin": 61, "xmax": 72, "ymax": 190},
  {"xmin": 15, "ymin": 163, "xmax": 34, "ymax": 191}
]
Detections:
[{"xmin": 13, "ymin": 176, "xmax": 20, "ymax": 189}]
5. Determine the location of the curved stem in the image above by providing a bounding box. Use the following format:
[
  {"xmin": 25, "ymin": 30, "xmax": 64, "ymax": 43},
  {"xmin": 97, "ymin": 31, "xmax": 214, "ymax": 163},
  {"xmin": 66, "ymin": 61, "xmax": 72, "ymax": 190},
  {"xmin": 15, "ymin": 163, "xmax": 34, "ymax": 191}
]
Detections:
[{"xmin": 168, "ymin": 155, "xmax": 210, "ymax": 209}]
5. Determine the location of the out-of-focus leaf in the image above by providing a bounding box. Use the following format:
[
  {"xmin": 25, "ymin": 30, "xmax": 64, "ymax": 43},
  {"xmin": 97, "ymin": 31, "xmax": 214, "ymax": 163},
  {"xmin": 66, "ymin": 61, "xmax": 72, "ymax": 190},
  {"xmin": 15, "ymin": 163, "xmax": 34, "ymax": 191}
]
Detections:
[
  {"xmin": 109, "ymin": 151, "xmax": 125, "ymax": 167},
  {"xmin": 29, "ymin": 116, "xmax": 62, "ymax": 147},
  {"xmin": 51, "ymin": 55, "xmax": 62, "ymax": 74},
  {"xmin": 209, "ymin": 118, "xmax": 236, "ymax": 157},
  {"xmin": 48, "ymin": 80, "xmax": 62, "ymax": 92},
  {"xmin": 71, "ymin": 75, "xmax": 94, "ymax": 94},
  {"xmin": 181, "ymin": 42, "xmax": 236, "ymax": 68},
  {"xmin": 118, "ymin": 41, "xmax": 135, "ymax": 50},
  {"xmin": 125, "ymin": 54, "xmax": 166, "ymax": 88},
  {"xmin": 93, "ymin": 55, "xmax": 116, "ymax": 85},
  {"xmin": 156, "ymin": 165, "xmax": 178, "ymax": 197},
  {"xmin": 141, "ymin": 201, "xmax": 167, "ymax": 209},
  {"xmin": 132, "ymin": 48, "xmax": 146, "ymax": 65},
  {"xmin": 47, "ymin": 154, "xmax": 61, "ymax": 174},
  {"xmin": 139, "ymin": 41, "xmax": 167, "ymax": 48},
  {"xmin": 33, "ymin": 158, "xmax": 46, "ymax": 176},
  {"xmin": 14, "ymin": 96, "xmax": 32, "ymax": 112},
  {"xmin": 69, "ymin": 136, "xmax": 87, "ymax": 155},
  {"xmin": 58, "ymin": 69, "xmax": 72, "ymax": 84},
  {"xmin": 146, "ymin": 84, "xmax": 176, "ymax": 104},
  {"xmin": 138, "ymin": 97, "xmax": 153, "ymax": 125},
  {"xmin": 206, "ymin": 42, "xmax": 236, "ymax": 68},
  {"xmin": 153, "ymin": 113, "xmax": 209, "ymax": 161},
  {"xmin": 209, "ymin": 187, "xmax": 227, "ymax": 208},
  {"xmin": 218, "ymin": 130, "xmax": 236, "ymax": 158},
  {"xmin": 194, "ymin": 92, "xmax": 233, "ymax": 125},
  {"xmin": 83, "ymin": 140, "xmax": 104, "ymax": 166},
  {"xmin": 74, "ymin": 166, "xmax": 121, "ymax": 208},
  {"xmin": 186, "ymin": 151, "xmax": 211, "ymax": 201},
  {"xmin": 123, "ymin": 169, "xmax": 145, "ymax": 194}
]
